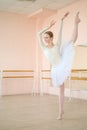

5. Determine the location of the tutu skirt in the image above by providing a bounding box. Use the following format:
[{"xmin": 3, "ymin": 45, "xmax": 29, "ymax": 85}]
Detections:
[{"xmin": 51, "ymin": 41, "xmax": 75, "ymax": 87}]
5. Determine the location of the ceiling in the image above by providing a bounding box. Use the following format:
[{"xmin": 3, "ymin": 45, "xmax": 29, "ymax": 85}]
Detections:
[{"xmin": 0, "ymin": 0, "xmax": 79, "ymax": 15}]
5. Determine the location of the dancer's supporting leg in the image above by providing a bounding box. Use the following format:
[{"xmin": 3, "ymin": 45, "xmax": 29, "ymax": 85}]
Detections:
[{"xmin": 57, "ymin": 83, "xmax": 64, "ymax": 120}]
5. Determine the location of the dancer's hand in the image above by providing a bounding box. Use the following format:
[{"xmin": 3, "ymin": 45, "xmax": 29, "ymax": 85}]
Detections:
[
  {"xmin": 62, "ymin": 11, "xmax": 69, "ymax": 20},
  {"xmin": 49, "ymin": 20, "xmax": 56, "ymax": 28}
]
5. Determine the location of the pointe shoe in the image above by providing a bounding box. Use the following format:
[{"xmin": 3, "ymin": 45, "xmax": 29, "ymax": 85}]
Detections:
[
  {"xmin": 56, "ymin": 111, "xmax": 64, "ymax": 120},
  {"xmin": 56, "ymin": 115, "xmax": 62, "ymax": 120}
]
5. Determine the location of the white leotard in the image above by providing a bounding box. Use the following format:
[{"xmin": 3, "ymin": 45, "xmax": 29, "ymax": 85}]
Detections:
[{"xmin": 43, "ymin": 45, "xmax": 60, "ymax": 66}]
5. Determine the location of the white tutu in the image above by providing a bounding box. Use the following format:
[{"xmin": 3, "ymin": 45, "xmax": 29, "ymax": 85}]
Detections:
[{"xmin": 51, "ymin": 41, "xmax": 75, "ymax": 87}]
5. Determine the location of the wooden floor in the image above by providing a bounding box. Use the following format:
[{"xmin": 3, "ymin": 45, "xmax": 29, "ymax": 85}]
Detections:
[{"xmin": 0, "ymin": 94, "xmax": 87, "ymax": 130}]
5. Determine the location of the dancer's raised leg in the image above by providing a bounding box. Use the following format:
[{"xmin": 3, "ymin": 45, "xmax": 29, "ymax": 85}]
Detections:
[{"xmin": 70, "ymin": 12, "xmax": 81, "ymax": 43}]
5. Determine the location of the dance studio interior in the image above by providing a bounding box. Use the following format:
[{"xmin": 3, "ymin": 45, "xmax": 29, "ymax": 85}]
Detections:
[{"xmin": 0, "ymin": 0, "xmax": 87, "ymax": 129}]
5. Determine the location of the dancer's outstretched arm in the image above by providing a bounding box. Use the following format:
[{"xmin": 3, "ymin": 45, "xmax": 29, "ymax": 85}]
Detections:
[{"xmin": 70, "ymin": 12, "xmax": 81, "ymax": 43}]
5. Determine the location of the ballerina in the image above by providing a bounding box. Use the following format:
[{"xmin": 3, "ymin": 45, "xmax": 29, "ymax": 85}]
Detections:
[{"xmin": 38, "ymin": 12, "xmax": 81, "ymax": 120}]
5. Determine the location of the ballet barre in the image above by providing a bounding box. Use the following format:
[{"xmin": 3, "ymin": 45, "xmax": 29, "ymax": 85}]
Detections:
[
  {"xmin": 3, "ymin": 70, "xmax": 34, "ymax": 79},
  {"xmin": 69, "ymin": 69, "xmax": 87, "ymax": 99},
  {"xmin": 0, "ymin": 70, "xmax": 36, "ymax": 96}
]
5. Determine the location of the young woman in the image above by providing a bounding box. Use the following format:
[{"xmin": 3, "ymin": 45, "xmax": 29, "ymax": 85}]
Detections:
[{"xmin": 38, "ymin": 12, "xmax": 81, "ymax": 120}]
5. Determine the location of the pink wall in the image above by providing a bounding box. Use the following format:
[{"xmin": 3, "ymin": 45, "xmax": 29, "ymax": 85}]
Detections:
[{"xmin": 0, "ymin": 12, "xmax": 36, "ymax": 70}]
